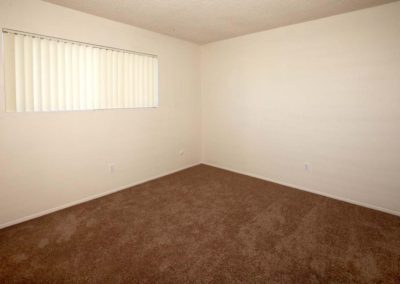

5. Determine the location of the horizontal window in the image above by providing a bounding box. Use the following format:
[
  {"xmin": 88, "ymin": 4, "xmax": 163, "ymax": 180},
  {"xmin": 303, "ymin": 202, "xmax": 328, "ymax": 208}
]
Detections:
[{"xmin": 3, "ymin": 29, "xmax": 159, "ymax": 112}]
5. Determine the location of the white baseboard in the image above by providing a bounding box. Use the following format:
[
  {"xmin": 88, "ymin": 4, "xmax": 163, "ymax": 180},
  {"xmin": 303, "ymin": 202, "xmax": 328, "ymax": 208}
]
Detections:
[
  {"xmin": 202, "ymin": 162, "xmax": 400, "ymax": 217},
  {"xmin": 2, "ymin": 161, "xmax": 397, "ymax": 230},
  {"xmin": 0, "ymin": 163, "xmax": 201, "ymax": 230}
]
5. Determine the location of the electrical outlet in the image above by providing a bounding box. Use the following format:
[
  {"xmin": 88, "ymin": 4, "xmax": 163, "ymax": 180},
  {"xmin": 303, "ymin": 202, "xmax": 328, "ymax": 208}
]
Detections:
[
  {"xmin": 179, "ymin": 149, "xmax": 184, "ymax": 156},
  {"xmin": 304, "ymin": 162, "xmax": 310, "ymax": 172},
  {"xmin": 108, "ymin": 163, "xmax": 116, "ymax": 173}
]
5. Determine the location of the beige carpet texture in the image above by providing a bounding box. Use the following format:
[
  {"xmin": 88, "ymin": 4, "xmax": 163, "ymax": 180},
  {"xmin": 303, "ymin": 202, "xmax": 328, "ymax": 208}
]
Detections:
[{"xmin": 1, "ymin": 165, "xmax": 399, "ymax": 283}]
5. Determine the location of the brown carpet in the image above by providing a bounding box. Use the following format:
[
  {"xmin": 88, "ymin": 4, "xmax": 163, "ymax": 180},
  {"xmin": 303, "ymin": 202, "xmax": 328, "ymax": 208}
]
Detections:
[{"xmin": 0, "ymin": 165, "xmax": 399, "ymax": 283}]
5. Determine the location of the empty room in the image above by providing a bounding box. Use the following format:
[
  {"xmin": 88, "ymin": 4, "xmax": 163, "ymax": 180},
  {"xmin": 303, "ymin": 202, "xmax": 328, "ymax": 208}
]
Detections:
[{"xmin": 0, "ymin": 0, "xmax": 399, "ymax": 282}]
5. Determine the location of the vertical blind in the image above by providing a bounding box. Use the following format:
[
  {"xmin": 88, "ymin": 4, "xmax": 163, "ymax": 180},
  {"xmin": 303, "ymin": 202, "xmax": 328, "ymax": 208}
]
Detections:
[{"xmin": 3, "ymin": 30, "xmax": 159, "ymax": 112}]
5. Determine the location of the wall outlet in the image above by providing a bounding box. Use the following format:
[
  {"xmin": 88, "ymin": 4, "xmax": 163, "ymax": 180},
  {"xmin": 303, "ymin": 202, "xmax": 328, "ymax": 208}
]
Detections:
[
  {"xmin": 179, "ymin": 149, "xmax": 185, "ymax": 156},
  {"xmin": 108, "ymin": 163, "xmax": 116, "ymax": 173},
  {"xmin": 304, "ymin": 162, "xmax": 310, "ymax": 172}
]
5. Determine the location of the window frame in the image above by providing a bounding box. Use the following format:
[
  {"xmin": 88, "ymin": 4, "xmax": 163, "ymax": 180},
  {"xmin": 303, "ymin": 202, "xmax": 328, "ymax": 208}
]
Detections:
[{"xmin": 1, "ymin": 28, "xmax": 159, "ymax": 113}]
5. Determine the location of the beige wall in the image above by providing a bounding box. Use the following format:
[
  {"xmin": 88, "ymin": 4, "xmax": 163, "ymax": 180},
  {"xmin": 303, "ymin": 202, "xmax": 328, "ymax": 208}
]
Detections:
[
  {"xmin": 0, "ymin": 0, "xmax": 201, "ymax": 227},
  {"xmin": 1, "ymin": 1, "xmax": 399, "ymax": 228},
  {"xmin": 201, "ymin": 2, "xmax": 400, "ymax": 215}
]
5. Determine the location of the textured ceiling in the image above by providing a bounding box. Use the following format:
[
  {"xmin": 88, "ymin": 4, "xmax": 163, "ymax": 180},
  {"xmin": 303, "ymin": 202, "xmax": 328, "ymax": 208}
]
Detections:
[{"xmin": 42, "ymin": 0, "xmax": 398, "ymax": 44}]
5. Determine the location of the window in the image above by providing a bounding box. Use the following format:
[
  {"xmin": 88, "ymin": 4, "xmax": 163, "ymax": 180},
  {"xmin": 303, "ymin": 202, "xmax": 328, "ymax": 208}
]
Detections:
[{"xmin": 2, "ymin": 29, "xmax": 159, "ymax": 112}]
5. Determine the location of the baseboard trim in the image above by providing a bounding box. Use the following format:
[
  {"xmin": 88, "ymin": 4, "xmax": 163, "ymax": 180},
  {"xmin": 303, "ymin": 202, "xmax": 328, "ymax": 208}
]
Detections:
[
  {"xmin": 202, "ymin": 162, "xmax": 400, "ymax": 217},
  {"xmin": 0, "ymin": 163, "xmax": 201, "ymax": 230}
]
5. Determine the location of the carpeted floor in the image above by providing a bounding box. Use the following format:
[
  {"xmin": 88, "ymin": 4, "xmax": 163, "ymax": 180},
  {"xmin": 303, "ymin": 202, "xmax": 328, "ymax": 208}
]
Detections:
[{"xmin": 0, "ymin": 165, "xmax": 399, "ymax": 283}]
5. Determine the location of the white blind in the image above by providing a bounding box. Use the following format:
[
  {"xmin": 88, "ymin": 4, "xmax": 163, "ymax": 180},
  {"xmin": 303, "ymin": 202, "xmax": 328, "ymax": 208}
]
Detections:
[{"xmin": 3, "ymin": 30, "xmax": 159, "ymax": 112}]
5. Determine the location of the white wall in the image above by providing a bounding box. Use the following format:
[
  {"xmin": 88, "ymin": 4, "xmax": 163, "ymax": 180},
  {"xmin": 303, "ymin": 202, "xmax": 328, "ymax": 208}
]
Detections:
[
  {"xmin": 201, "ymin": 2, "xmax": 400, "ymax": 215},
  {"xmin": 0, "ymin": 0, "xmax": 201, "ymax": 227},
  {"xmin": 1, "ymin": 1, "xmax": 399, "ymax": 228}
]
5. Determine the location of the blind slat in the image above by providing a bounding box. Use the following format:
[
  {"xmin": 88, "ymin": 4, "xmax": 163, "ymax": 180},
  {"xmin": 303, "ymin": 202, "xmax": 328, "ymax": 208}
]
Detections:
[
  {"xmin": 23, "ymin": 36, "xmax": 34, "ymax": 111},
  {"xmin": 15, "ymin": 35, "xmax": 25, "ymax": 112},
  {"xmin": 64, "ymin": 43, "xmax": 72, "ymax": 110},
  {"xmin": 40, "ymin": 39, "xmax": 50, "ymax": 111},
  {"xmin": 57, "ymin": 41, "xmax": 65, "ymax": 111},
  {"xmin": 32, "ymin": 38, "xmax": 42, "ymax": 111},
  {"xmin": 49, "ymin": 40, "xmax": 58, "ymax": 110}
]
